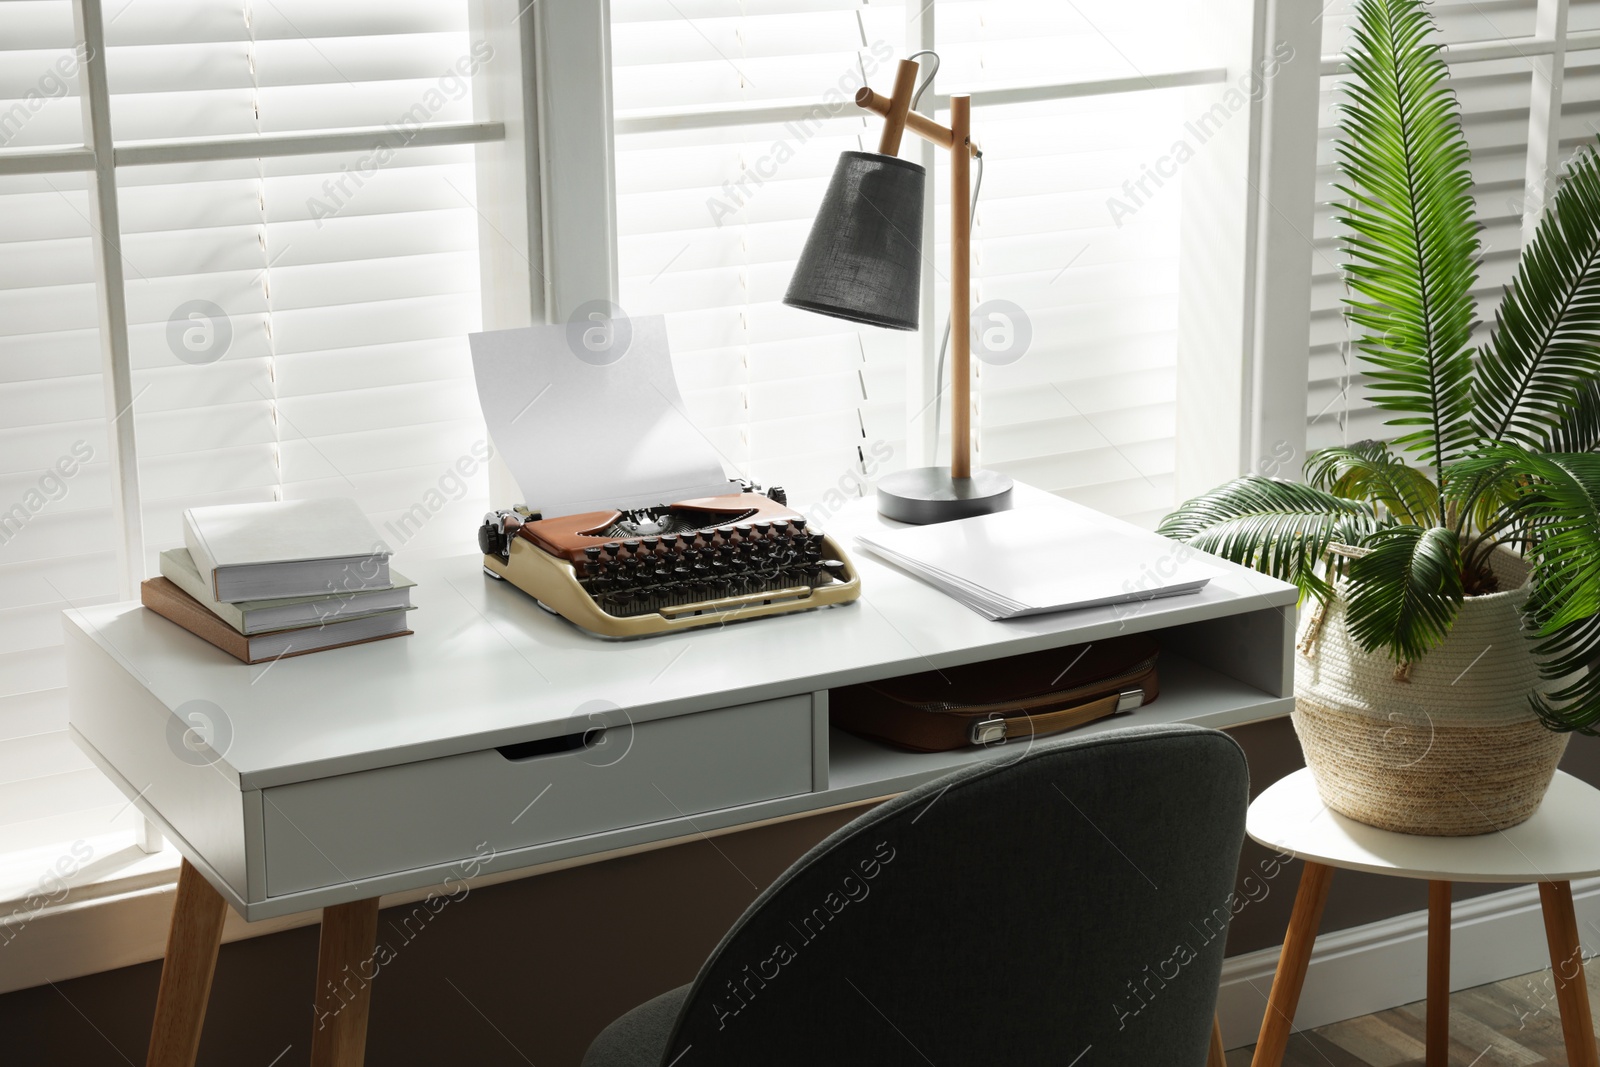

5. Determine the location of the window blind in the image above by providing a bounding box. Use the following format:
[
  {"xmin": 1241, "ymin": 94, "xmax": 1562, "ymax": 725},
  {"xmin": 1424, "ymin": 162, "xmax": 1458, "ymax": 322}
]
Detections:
[
  {"xmin": 0, "ymin": 3, "xmax": 129, "ymax": 854},
  {"xmin": 941, "ymin": 90, "xmax": 1187, "ymax": 528},
  {"xmin": 611, "ymin": 0, "xmax": 1208, "ymax": 527},
  {"xmin": 1306, "ymin": 0, "xmax": 1598, "ymax": 454},
  {"xmin": 612, "ymin": 1, "xmax": 911, "ymax": 508},
  {"xmin": 0, "ymin": 0, "xmax": 489, "ymax": 856}
]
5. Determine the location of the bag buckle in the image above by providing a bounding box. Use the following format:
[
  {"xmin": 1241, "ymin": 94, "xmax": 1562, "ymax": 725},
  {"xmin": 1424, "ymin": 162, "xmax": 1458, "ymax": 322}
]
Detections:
[
  {"xmin": 969, "ymin": 715, "xmax": 1008, "ymax": 746},
  {"xmin": 1116, "ymin": 687, "xmax": 1144, "ymax": 714}
]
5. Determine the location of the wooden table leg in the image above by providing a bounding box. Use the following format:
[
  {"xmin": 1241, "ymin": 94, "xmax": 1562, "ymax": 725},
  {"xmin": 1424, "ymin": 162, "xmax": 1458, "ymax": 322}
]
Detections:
[
  {"xmin": 310, "ymin": 897, "xmax": 381, "ymax": 1067},
  {"xmin": 146, "ymin": 859, "xmax": 228, "ymax": 1067},
  {"xmin": 1426, "ymin": 880, "xmax": 1450, "ymax": 1067},
  {"xmin": 1208, "ymin": 1015, "xmax": 1226, "ymax": 1067},
  {"xmin": 1250, "ymin": 861, "xmax": 1334, "ymax": 1067},
  {"xmin": 1539, "ymin": 880, "xmax": 1600, "ymax": 1067}
]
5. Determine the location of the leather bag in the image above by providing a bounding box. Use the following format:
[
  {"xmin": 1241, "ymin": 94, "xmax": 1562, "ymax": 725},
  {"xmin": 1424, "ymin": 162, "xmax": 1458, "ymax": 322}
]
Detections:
[{"xmin": 830, "ymin": 634, "xmax": 1160, "ymax": 752}]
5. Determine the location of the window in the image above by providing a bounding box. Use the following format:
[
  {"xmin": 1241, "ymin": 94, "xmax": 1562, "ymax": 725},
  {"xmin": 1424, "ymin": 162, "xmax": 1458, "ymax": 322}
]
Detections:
[
  {"xmin": 608, "ymin": 0, "xmax": 1258, "ymax": 527},
  {"xmin": 0, "ymin": 0, "xmax": 1279, "ymax": 975},
  {"xmin": 0, "ymin": 0, "xmax": 502, "ymax": 861},
  {"xmin": 1307, "ymin": 0, "xmax": 1600, "ymax": 453}
]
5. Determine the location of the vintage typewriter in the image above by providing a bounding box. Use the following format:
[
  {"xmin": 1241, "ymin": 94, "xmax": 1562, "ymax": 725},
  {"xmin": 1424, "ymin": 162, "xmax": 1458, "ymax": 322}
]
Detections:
[{"xmin": 479, "ymin": 481, "xmax": 861, "ymax": 638}]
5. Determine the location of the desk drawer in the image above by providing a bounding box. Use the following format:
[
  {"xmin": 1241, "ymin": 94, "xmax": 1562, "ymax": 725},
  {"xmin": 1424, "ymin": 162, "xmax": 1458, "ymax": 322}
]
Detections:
[{"xmin": 261, "ymin": 694, "xmax": 815, "ymax": 896}]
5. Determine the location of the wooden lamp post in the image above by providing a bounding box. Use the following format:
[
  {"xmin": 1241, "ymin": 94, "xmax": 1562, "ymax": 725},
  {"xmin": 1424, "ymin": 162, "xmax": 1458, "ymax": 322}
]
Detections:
[{"xmin": 784, "ymin": 58, "xmax": 1013, "ymax": 525}]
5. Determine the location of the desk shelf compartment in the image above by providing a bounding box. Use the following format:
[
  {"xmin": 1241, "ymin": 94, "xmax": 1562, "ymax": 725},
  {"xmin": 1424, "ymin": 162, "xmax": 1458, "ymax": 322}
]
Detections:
[
  {"xmin": 260, "ymin": 693, "xmax": 816, "ymax": 897},
  {"xmin": 824, "ymin": 652, "xmax": 1293, "ymax": 800}
]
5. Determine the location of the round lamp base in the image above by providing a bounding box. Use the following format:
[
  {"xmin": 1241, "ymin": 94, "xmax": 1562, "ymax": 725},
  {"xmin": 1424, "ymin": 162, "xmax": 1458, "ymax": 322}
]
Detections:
[{"xmin": 876, "ymin": 467, "xmax": 1014, "ymax": 525}]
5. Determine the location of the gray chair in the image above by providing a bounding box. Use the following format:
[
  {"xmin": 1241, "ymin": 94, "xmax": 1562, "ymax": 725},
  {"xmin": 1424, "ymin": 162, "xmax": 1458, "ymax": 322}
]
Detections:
[{"xmin": 582, "ymin": 722, "xmax": 1248, "ymax": 1067}]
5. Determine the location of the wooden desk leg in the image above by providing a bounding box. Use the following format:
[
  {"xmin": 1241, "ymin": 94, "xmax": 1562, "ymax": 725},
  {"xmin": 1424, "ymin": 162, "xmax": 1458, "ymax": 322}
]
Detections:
[
  {"xmin": 1250, "ymin": 861, "xmax": 1334, "ymax": 1067},
  {"xmin": 146, "ymin": 859, "xmax": 228, "ymax": 1067},
  {"xmin": 1426, "ymin": 881, "xmax": 1450, "ymax": 1067},
  {"xmin": 1208, "ymin": 1015, "xmax": 1226, "ymax": 1067},
  {"xmin": 310, "ymin": 897, "xmax": 381, "ymax": 1067},
  {"xmin": 1539, "ymin": 881, "xmax": 1600, "ymax": 1067}
]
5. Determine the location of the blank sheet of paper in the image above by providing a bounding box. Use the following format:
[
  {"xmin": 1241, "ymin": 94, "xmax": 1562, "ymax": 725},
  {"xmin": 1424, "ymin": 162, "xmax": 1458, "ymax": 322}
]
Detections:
[{"xmin": 469, "ymin": 316, "xmax": 732, "ymax": 517}]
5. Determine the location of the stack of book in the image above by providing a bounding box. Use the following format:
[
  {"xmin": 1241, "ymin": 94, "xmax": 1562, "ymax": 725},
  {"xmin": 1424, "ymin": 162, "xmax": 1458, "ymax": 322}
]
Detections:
[{"xmin": 140, "ymin": 498, "xmax": 415, "ymax": 664}]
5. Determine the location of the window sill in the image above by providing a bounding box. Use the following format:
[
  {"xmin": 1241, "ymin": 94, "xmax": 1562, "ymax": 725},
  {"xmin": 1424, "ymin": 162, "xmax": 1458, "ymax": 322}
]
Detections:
[{"xmin": 0, "ymin": 828, "xmax": 294, "ymax": 997}]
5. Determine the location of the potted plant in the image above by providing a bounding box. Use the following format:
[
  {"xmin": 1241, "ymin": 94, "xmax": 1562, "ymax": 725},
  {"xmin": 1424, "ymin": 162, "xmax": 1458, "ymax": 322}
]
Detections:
[{"xmin": 1158, "ymin": 0, "xmax": 1600, "ymax": 835}]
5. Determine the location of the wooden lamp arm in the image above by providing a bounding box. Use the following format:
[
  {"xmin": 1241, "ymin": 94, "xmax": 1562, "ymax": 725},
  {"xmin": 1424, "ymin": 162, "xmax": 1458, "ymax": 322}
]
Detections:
[
  {"xmin": 873, "ymin": 60, "xmax": 919, "ymax": 155},
  {"xmin": 855, "ymin": 83, "xmax": 980, "ymax": 157}
]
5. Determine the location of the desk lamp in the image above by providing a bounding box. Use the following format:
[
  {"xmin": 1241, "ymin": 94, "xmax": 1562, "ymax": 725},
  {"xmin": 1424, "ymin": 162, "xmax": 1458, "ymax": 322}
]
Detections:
[{"xmin": 784, "ymin": 56, "xmax": 1013, "ymax": 525}]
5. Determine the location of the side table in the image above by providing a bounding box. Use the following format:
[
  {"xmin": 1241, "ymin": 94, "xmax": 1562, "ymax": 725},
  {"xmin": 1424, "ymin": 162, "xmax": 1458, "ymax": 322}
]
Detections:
[{"xmin": 1246, "ymin": 768, "xmax": 1600, "ymax": 1067}]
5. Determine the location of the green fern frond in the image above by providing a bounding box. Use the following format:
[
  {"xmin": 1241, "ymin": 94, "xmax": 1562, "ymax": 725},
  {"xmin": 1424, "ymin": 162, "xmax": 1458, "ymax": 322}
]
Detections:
[
  {"xmin": 1157, "ymin": 477, "xmax": 1381, "ymax": 603},
  {"xmin": 1543, "ymin": 375, "xmax": 1600, "ymax": 453},
  {"xmin": 1470, "ymin": 448, "xmax": 1600, "ymax": 731},
  {"xmin": 1344, "ymin": 524, "xmax": 1464, "ymax": 662},
  {"xmin": 1475, "ymin": 146, "xmax": 1600, "ymax": 448},
  {"xmin": 1305, "ymin": 440, "xmax": 1439, "ymax": 524},
  {"xmin": 1334, "ymin": 0, "xmax": 1480, "ymax": 472},
  {"xmin": 1442, "ymin": 448, "xmax": 1524, "ymax": 543},
  {"xmin": 1530, "ymin": 611, "xmax": 1600, "ymax": 732}
]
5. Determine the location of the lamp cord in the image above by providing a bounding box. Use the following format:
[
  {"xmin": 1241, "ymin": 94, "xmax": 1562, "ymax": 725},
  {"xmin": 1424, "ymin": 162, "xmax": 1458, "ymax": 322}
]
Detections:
[{"xmin": 906, "ymin": 50, "xmax": 940, "ymax": 109}]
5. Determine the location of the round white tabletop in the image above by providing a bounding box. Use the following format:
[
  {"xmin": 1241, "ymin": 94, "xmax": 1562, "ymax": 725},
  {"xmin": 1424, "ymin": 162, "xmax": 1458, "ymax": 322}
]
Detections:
[{"xmin": 1247, "ymin": 769, "xmax": 1600, "ymax": 883}]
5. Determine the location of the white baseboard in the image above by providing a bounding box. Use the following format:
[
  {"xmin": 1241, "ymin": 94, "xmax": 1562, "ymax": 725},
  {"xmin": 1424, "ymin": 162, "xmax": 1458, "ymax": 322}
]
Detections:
[{"xmin": 1217, "ymin": 875, "xmax": 1600, "ymax": 1048}]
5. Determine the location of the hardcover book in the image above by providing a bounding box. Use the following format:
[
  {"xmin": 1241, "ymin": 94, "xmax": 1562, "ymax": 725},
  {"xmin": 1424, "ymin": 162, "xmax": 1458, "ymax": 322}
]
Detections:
[
  {"xmin": 183, "ymin": 498, "xmax": 390, "ymax": 602},
  {"xmin": 159, "ymin": 548, "xmax": 414, "ymax": 635},
  {"xmin": 141, "ymin": 578, "xmax": 411, "ymax": 664}
]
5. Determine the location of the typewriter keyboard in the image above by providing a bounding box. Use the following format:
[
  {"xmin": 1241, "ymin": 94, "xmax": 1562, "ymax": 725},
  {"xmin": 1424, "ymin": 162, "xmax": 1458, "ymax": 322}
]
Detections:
[{"xmin": 572, "ymin": 518, "xmax": 847, "ymax": 618}]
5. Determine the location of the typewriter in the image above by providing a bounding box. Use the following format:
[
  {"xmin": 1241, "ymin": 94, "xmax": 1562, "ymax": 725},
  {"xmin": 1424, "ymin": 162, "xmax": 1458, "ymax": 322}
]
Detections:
[{"xmin": 479, "ymin": 482, "xmax": 861, "ymax": 638}]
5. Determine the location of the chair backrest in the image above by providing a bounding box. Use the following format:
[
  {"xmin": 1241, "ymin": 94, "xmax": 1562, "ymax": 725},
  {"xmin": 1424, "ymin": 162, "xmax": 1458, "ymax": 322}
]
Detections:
[{"xmin": 661, "ymin": 723, "xmax": 1249, "ymax": 1066}]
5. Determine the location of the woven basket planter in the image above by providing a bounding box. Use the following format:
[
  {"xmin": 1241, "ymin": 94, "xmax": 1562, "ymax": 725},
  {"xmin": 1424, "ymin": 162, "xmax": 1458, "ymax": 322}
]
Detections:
[{"xmin": 1292, "ymin": 549, "xmax": 1567, "ymax": 837}]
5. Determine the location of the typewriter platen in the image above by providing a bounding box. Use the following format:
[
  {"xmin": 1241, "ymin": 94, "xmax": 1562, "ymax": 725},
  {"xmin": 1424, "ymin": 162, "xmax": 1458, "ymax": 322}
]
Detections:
[{"xmin": 479, "ymin": 483, "xmax": 861, "ymax": 638}]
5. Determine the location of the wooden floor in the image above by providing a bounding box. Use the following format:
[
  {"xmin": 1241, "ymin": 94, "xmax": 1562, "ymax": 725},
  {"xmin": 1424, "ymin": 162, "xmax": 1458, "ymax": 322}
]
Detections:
[{"xmin": 1227, "ymin": 968, "xmax": 1600, "ymax": 1066}]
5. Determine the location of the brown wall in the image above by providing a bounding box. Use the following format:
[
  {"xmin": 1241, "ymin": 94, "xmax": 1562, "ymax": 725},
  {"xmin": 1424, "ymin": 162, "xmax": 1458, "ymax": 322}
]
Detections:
[{"xmin": 4, "ymin": 721, "xmax": 1596, "ymax": 1066}]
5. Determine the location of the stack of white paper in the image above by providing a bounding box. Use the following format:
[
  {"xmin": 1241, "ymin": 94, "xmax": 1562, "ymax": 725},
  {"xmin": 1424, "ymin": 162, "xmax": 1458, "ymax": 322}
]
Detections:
[{"xmin": 856, "ymin": 506, "xmax": 1214, "ymax": 620}]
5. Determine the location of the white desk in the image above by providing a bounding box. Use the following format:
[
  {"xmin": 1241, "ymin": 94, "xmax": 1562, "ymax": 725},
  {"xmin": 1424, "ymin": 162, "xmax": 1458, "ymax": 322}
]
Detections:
[{"xmin": 65, "ymin": 485, "xmax": 1297, "ymax": 1067}]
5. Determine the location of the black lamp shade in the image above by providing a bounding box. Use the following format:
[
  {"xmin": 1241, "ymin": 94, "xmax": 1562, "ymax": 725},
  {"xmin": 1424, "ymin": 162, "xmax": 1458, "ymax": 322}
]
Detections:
[{"xmin": 784, "ymin": 150, "xmax": 925, "ymax": 331}]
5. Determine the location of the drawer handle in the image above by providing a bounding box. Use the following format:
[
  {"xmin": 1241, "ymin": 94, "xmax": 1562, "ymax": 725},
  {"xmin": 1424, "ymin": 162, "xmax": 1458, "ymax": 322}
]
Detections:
[{"xmin": 496, "ymin": 728, "xmax": 605, "ymax": 761}]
